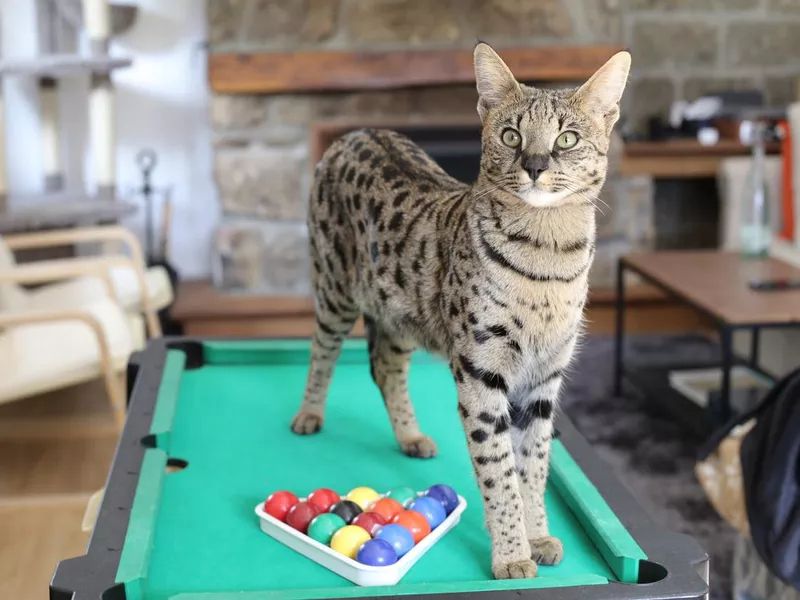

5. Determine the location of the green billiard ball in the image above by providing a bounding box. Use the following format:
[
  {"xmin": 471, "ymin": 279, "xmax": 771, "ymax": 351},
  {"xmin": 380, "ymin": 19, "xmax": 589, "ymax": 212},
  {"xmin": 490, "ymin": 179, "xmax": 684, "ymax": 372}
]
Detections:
[
  {"xmin": 308, "ymin": 512, "xmax": 347, "ymax": 545},
  {"xmin": 385, "ymin": 486, "xmax": 417, "ymax": 508}
]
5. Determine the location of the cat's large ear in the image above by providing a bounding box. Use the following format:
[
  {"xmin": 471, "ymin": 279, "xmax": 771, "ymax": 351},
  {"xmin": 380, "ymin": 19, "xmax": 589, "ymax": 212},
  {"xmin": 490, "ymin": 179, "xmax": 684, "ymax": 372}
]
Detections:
[
  {"xmin": 571, "ymin": 51, "xmax": 631, "ymax": 132},
  {"xmin": 474, "ymin": 42, "xmax": 521, "ymax": 122}
]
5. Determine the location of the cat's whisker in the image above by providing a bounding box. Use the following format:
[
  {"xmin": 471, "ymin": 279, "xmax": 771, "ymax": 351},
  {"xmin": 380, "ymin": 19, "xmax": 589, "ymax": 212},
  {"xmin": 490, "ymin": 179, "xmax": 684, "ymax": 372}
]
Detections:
[
  {"xmin": 473, "ymin": 184, "xmax": 503, "ymax": 202},
  {"xmin": 559, "ymin": 183, "xmax": 607, "ymax": 216}
]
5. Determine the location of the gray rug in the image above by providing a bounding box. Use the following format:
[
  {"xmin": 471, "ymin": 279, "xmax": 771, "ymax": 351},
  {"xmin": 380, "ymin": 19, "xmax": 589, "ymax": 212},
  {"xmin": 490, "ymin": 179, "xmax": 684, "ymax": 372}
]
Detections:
[{"xmin": 561, "ymin": 333, "xmax": 738, "ymax": 600}]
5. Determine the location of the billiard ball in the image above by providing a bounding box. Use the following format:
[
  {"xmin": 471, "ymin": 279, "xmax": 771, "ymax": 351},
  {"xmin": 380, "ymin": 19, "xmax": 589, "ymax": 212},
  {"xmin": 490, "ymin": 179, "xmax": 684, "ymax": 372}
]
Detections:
[
  {"xmin": 356, "ymin": 538, "xmax": 398, "ymax": 566},
  {"xmin": 370, "ymin": 497, "xmax": 405, "ymax": 522},
  {"xmin": 263, "ymin": 490, "xmax": 299, "ymax": 522},
  {"xmin": 351, "ymin": 512, "xmax": 387, "ymax": 536},
  {"xmin": 330, "ymin": 525, "xmax": 372, "ymax": 559},
  {"xmin": 329, "ymin": 499, "xmax": 362, "ymax": 523},
  {"xmin": 307, "ymin": 488, "xmax": 340, "ymax": 512},
  {"xmin": 374, "ymin": 523, "xmax": 415, "ymax": 558},
  {"xmin": 307, "ymin": 512, "xmax": 347, "ymax": 545},
  {"xmin": 385, "ymin": 486, "xmax": 417, "ymax": 508},
  {"xmin": 345, "ymin": 486, "xmax": 380, "ymax": 511},
  {"xmin": 425, "ymin": 484, "xmax": 459, "ymax": 514},
  {"xmin": 285, "ymin": 501, "xmax": 322, "ymax": 534},
  {"xmin": 392, "ymin": 509, "xmax": 431, "ymax": 543},
  {"xmin": 409, "ymin": 496, "xmax": 446, "ymax": 529}
]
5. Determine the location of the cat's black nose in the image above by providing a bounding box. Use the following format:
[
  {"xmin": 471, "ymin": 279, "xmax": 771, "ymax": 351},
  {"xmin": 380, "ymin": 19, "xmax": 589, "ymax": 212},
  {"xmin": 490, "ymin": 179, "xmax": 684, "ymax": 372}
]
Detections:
[{"xmin": 524, "ymin": 154, "xmax": 550, "ymax": 182}]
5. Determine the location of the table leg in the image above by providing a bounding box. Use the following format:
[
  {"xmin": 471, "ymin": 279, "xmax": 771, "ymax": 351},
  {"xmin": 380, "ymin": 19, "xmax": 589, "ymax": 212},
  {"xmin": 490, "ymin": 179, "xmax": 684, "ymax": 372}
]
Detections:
[
  {"xmin": 715, "ymin": 326, "xmax": 734, "ymax": 426},
  {"xmin": 750, "ymin": 327, "xmax": 760, "ymax": 370},
  {"xmin": 613, "ymin": 259, "xmax": 625, "ymax": 397}
]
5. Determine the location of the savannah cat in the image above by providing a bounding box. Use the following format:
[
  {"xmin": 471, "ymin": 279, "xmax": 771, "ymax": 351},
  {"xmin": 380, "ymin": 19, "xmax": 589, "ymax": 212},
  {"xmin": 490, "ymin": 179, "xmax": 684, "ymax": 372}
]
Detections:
[{"xmin": 291, "ymin": 42, "xmax": 631, "ymax": 579}]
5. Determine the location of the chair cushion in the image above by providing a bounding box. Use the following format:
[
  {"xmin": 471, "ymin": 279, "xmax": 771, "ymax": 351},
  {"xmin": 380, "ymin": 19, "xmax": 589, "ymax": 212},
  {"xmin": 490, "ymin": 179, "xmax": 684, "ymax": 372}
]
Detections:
[
  {"xmin": 108, "ymin": 263, "xmax": 174, "ymax": 309},
  {"xmin": 26, "ymin": 264, "xmax": 173, "ymax": 313},
  {"xmin": 0, "ymin": 299, "xmax": 142, "ymax": 404}
]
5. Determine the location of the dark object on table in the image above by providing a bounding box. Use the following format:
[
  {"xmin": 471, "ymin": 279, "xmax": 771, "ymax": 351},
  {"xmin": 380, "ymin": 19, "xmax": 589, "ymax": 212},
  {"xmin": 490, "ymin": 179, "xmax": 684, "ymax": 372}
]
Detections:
[
  {"xmin": 700, "ymin": 365, "xmax": 800, "ymax": 592},
  {"xmin": 133, "ymin": 149, "xmax": 182, "ymax": 335},
  {"xmin": 749, "ymin": 277, "xmax": 800, "ymax": 291},
  {"xmin": 646, "ymin": 116, "xmax": 697, "ymax": 141},
  {"xmin": 50, "ymin": 337, "xmax": 709, "ymax": 600}
]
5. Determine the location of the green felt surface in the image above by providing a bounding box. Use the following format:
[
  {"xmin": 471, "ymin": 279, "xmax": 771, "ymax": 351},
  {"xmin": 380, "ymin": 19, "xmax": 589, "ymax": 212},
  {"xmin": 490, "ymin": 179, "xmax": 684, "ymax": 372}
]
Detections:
[{"xmin": 117, "ymin": 340, "xmax": 645, "ymax": 600}]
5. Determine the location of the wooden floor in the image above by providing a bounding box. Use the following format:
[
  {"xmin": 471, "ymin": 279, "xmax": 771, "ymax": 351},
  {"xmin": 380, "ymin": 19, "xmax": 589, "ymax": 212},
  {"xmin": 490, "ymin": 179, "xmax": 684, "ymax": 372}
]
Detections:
[{"xmin": 0, "ymin": 381, "xmax": 119, "ymax": 600}]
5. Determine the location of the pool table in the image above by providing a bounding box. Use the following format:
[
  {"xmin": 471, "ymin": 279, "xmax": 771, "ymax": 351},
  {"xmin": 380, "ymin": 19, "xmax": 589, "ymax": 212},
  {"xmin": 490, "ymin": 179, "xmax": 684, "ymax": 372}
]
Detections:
[{"xmin": 51, "ymin": 338, "xmax": 710, "ymax": 600}]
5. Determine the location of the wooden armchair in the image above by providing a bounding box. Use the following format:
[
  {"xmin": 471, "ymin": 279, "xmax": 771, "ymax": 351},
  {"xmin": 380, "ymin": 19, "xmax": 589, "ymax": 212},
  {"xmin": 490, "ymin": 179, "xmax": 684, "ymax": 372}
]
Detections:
[
  {"xmin": 0, "ymin": 298, "xmax": 144, "ymax": 430},
  {"xmin": 0, "ymin": 225, "xmax": 173, "ymax": 338}
]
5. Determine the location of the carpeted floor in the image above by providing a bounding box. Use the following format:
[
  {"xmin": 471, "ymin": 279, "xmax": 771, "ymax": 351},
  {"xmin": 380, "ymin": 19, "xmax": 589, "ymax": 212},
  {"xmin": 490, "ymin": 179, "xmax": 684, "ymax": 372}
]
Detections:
[{"xmin": 561, "ymin": 333, "xmax": 739, "ymax": 600}]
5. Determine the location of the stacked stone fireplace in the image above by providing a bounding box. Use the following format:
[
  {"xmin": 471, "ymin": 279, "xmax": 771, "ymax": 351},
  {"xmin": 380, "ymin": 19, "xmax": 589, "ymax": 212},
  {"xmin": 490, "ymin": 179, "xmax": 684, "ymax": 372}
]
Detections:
[{"xmin": 206, "ymin": 1, "xmax": 655, "ymax": 296}]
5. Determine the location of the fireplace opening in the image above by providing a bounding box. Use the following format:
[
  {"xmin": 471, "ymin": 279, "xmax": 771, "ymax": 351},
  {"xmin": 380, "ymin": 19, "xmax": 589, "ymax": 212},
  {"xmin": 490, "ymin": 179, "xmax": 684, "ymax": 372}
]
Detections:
[{"xmin": 401, "ymin": 124, "xmax": 483, "ymax": 183}]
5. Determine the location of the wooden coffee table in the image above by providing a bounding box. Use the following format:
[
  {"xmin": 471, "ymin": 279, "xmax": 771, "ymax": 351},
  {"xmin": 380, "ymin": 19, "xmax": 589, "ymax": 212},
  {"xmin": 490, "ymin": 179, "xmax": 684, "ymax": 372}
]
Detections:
[{"xmin": 614, "ymin": 250, "xmax": 800, "ymax": 433}]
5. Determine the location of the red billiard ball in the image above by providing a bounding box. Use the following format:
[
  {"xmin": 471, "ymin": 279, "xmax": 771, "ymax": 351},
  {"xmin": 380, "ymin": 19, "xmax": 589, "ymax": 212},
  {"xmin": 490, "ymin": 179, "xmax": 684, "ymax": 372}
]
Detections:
[
  {"xmin": 307, "ymin": 488, "xmax": 340, "ymax": 512},
  {"xmin": 370, "ymin": 497, "xmax": 404, "ymax": 522},
  {"xmin": 392, "ymin": 509, "xmax": 431, "ymax": 544},
  {"xmin": 351, "ymin": 511, "xmax": 387, "ymax": 536},
  {"xmin": 264, "ymin": 491, "xmax": 299, "ymax": 522},
  {"xmin": 286, "ymin": 501, "xmax": 322, "ymax": 534}
]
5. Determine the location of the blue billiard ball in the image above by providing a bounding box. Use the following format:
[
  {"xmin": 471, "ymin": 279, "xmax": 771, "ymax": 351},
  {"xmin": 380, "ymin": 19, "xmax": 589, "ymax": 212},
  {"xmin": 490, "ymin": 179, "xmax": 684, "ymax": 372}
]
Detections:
[
  {"xmin": 356, "ymin": 538, "xmax": 398, "ymax": 566},
  {"xmin": 375, "ymin": 524, "xmax": 415, "ymax": 557},
  {"xmin": 425, "ymin": 484, "xmax": 459, "ymax": 514},
  {"xmin": 409, "ymin": 496, "xmax": 447, "ymax": 529}
]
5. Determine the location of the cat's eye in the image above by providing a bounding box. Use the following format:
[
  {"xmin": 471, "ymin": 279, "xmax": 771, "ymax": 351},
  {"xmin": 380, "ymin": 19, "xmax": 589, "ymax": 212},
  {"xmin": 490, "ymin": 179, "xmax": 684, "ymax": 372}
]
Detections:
[
  {"xmin": 555, "ymin": 131, "xmax": 579, "ymax": 149},
  {"xmin": 501, "ymin": 129, "xmax": 521, "ymax": 147}
]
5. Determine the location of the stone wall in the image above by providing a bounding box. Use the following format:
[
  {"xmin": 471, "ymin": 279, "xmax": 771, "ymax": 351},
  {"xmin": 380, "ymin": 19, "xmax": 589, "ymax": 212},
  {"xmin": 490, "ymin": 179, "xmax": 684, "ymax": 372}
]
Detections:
[{"xmin": 207, "ymin": 0, "xmax": 800, "ymax": 294}]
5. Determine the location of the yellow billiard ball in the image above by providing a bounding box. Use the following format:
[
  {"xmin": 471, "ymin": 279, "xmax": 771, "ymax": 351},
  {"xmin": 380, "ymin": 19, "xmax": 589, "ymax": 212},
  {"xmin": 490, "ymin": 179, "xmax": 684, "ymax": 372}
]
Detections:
[
  {"xmin": 330, "ymin": 525, "xmax": 372, "ymax": 559},
  {"xmin": 345, "ymin": 486, "xmax": 381, "ymax": 511}
]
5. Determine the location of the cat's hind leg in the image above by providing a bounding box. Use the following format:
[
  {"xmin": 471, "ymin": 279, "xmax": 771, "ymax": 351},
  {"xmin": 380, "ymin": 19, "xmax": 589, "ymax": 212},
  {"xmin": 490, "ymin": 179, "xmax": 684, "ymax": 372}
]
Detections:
[
  {"xmin": 291, "ymin": 218, "xmax": 359, "ymax": 434},
  {"xmin": 291, "ymin": 300, "xmax": 359, "ymax": 434},
  {"xmin": 365, "ymin": 316, "xmax": 437, "ymax": 458}
]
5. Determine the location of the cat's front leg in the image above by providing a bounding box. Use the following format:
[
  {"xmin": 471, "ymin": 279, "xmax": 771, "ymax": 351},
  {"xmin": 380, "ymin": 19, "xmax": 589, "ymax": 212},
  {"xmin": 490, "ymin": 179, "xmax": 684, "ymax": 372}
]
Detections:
[
  {"xmin": 509, "ymin": 340, "xmax": 576, "ymax": 566},
  {"xmin": 511, "ymin": 405, "xmax": 563, "ymax": 565},
  {"xmin": 453, "ymin": 357, "xmax": 536, "ymax": 580}
]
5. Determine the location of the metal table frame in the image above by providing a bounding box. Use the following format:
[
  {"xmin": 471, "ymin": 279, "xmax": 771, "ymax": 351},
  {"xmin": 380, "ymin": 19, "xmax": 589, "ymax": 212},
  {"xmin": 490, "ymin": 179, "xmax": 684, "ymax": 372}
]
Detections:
[{"xmin": 613, "ymin": 256, "xmax": 800, "ymax": 433}]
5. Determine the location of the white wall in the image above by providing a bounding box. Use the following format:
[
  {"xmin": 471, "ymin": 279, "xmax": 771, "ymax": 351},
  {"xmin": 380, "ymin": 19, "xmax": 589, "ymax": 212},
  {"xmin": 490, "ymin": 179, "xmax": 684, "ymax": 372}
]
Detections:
[{"xmin": 0, "ymin": 0, "xmax": 219, "ymax": 279}]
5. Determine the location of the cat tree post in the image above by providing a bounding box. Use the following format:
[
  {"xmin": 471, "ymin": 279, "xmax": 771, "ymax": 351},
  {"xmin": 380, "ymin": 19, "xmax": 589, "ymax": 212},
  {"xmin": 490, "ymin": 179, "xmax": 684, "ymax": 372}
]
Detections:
[
  {"xmin": 83, "ymin": 0, "xmax": 115, "ymax": 200},
  {"xmin": 39, "ymin": 76, "xmax": 63, "ymax": 191},
  {"xmin": 82, "ymin": 0, "xmax": 110, "ymax": 55}
]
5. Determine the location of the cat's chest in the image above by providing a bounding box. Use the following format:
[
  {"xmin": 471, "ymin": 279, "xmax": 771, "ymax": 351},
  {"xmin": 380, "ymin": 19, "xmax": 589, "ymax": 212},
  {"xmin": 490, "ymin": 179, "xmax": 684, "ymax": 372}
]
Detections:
[{"xmin": 518, "ymin": 295, "xmax": 581, "ymax": 341}]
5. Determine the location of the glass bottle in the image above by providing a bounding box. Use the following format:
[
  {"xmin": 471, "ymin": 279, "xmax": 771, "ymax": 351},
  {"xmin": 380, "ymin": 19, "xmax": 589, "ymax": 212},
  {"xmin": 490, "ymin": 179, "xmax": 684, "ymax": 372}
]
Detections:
[{"xmin": 740, "ymin": 120, "xmax": 772, "ymax": 258}]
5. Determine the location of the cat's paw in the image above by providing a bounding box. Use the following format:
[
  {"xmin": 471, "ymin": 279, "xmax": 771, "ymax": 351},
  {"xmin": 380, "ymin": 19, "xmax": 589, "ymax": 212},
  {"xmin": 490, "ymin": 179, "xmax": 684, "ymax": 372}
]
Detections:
[
  {"xmin": 530, "ymin": 536, "xmax": 564, "ymax": 565},
  {"xmin": 401, "ymin": 435, "xmax": 438, "ymax": 458},
  {"xmin": 290, "ymin": 412, "xmax": 323, "ymax": 435},
  {"xmin": 493, "ymin": 558, "xmax": 538, "ymax": 579}
]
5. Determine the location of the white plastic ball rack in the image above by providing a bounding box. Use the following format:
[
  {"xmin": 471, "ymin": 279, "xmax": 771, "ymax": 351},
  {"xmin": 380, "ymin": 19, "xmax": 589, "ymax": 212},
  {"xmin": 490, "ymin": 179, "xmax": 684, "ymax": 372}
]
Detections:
[{"xmin": 254, "ymin": 490, "xmax": 467, "ymax": 586}]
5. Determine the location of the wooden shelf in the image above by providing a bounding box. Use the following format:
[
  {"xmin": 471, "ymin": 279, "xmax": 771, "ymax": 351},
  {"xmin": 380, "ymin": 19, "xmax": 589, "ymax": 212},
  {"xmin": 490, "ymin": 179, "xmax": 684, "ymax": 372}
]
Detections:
[
  {"xmin": 208, "ymin": 45, "xmax": 624, "ymax": 95},
  {"xmin": 621, "ymin": 139, "xmax": 781, "ymax": 178}
]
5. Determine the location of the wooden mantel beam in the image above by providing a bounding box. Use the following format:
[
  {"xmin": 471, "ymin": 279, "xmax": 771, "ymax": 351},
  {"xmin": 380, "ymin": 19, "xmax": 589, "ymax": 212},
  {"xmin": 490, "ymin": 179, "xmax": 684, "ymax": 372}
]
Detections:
[{"xmin": 208, "ymin": 45, "xmax": 625, "ymax": 95}]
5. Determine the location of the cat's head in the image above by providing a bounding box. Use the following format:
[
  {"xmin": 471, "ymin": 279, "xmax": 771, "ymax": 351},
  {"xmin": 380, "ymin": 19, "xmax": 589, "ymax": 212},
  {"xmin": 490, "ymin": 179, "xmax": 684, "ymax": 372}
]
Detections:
[{"xmin": 473, "ymin": 42, "xmax": 630, "ymax": 208}]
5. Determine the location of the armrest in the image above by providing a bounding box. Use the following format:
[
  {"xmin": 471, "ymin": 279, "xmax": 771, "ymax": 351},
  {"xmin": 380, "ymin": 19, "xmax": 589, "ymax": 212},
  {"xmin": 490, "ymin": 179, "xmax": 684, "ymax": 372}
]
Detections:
[
  {"xmin": 3, "ymin": 225, "xmax": 146, "ymax": 266},
  {"xmin": 0, "ymin": 256, "xmax": 137, "ymax": 300}
]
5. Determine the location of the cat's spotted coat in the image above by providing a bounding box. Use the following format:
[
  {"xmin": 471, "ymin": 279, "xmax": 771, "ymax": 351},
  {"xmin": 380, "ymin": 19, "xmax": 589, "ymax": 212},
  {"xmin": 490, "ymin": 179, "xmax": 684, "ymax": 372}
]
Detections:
[{"xmin": 291, "ymin": 43, "xmax": 631, "ymax": 579}]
